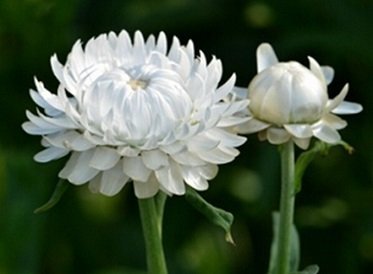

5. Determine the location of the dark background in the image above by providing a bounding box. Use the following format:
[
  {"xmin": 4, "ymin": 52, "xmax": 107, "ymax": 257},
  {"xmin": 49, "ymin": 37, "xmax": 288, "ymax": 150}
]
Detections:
[{"xmin": 0, "ymin": 0, "xmax": 372, "ymax": 273}]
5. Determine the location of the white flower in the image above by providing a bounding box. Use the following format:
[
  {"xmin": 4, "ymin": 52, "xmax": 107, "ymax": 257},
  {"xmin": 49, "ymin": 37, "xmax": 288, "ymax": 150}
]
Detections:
[
  {"xmin": 22, "ymin": 30, "xmax": 249, "ymax": 198},
  {"xmin": 237, "ymin": 43, "xmax": 362, "ymax": 149}
]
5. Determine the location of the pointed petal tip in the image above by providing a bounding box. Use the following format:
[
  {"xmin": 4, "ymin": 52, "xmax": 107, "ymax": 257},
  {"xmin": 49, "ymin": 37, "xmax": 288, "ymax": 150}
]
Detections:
[{"xmin": 257, "ymin": 42, "xmax": 278, "ymax": 72}]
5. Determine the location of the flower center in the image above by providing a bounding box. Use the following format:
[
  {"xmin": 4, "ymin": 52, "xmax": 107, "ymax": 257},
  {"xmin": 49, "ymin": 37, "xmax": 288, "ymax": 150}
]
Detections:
[{"xmin": 127, "ymin": 79, "xmax": 148, "ymax": 90}]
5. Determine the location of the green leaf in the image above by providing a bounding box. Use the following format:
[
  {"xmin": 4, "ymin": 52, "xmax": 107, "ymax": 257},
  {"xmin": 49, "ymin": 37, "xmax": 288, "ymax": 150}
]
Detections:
[
  {"xmin": 294, "ymin": 140, "xmax": 354, "ymax": 193},
  {"xmin": 185, "ymin": 187, "xmax": 234, "ymax": 244},
  {"xmin": 268, "ymin": 212, "xmax": 300, "ymax": 274},
  {"xmin": 295, "ymin": 264, "xmax": 319, "ymax": 274},
  {"xmin": 34, "ymin": 179, "xmax": 69, "ymax": 213}
]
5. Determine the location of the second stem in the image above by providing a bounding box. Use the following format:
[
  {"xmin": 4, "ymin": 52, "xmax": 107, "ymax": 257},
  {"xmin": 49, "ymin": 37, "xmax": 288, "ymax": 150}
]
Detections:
[{"xmin": 276, "ymin": 140, "xmax": 295, "ymax": 274}]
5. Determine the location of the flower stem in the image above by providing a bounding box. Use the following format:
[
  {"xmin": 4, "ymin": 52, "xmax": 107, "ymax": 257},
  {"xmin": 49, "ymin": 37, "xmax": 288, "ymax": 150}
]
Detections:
[
  {"xmin": 276, "ymin": 141, "xmax": 295, "ymax": 274},
  {"xmin": 138, "ymin": 195, "xmax": 168, "ymax": 274}
]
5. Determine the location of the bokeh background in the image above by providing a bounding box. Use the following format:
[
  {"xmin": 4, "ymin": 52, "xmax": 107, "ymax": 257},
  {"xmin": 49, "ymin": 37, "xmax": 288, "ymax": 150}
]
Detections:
[{"xmin": 0, "ymin": 0, "xmax": 372, "ymax": 273}]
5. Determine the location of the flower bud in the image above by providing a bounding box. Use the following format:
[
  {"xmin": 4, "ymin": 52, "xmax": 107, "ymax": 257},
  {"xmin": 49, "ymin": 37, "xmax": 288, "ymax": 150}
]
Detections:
[{"xmin": 248, "ymin": 61, "xmax": 328, "ymax": 125}]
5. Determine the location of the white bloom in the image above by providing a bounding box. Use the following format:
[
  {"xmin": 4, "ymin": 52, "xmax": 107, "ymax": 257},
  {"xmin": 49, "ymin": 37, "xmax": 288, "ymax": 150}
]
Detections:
[
  {"xmin": 22, "ymin": 30, "xmax": 249, "ymax": 198},
  {"xmin": 237, "ymin": 43, "xmax": 362, "ymax": 149}
]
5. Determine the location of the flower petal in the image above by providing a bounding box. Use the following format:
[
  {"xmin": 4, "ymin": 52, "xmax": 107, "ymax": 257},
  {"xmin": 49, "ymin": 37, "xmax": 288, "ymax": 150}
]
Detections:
[
  {"xmin": 155, "ymin": 161, "xmax": 185, "ymax": 195},
  {"xmin": 180, "ymin": 166, "xmax": 209, "ymax": 190},
  {"xmin": 331, "ymin": 101, "xmax": 363, "ymax": 115},
  {"xmin": 321, "ymin": 66, "xmax": 334, "ymax": 85},
  {"xmin": 133, "ymin": 174, "xmax": 160, "ymax": 199},
  {"xmin": 284, "ymin": 124, "xmax": 313, "ymax": 138},
  {"xmin": 122, "ymin": 156, "xmax": 152, "ymax": 182},
  {"xmin": 217, "ymin": 116, "xmax": 250, "ymax": 127},
  {"xmin": 89, "ymin": 161, "xmax": 130, "ymax": 196},
  {"xmin": 141, "ymin": 149, "xmax": 169, "ymax": 170},
  {"xmin": 293, "ymin": 137, "xmax": 311, "ymax": 150},
  {"xmin": 321, "ymin": 113, "xmax": 347, "ymax": 130},
  {"xmin": 89, "ymin": 147, "xmax": 121, "ymax": 170},
  {"xmin": 59, "ymin": 150, "xmax": 99, "ymax": 185},
  {"xmin": 214, "ymin": 74, "xmax": 236, "ymax": 102},
  {"xmin": 257, "ymin": 43, "xmax": 279, "ymax": 73},
  {"xmin": 205, "ymin": 128, "xmax": 247, "ymax": 147},
  {"xmin": 172, "ymin": 150, "xmax": 206, "ymax": 166},
  {"xmin": 237, "ymin": 118, "xmax": 270, "ymax": 134},
  {"xmin": 308, "ymin": 56, "xmax": 326, "ymax": 84},
  {"xmin": 197, "ymin": 164, "xmax": 218, "ymax": 180},
  {"xmin": 196, "ymin": 147, "xmax": 235, "ymax": 164},
  {"xmin": 267, "ymin": 127, "xmax": 291, "ymax": 144},
  {"xmin": 45, "ymin": 131, "xmax": 95, "ymax": 151},
  {"xmin": 312, "ymin": 123, "xmax": 341, "ymax": 144},
  {"xmin": 34, "ymin": 147, "xmax": 69, "ymax": 163},
  {"xmin": 325, "ymin": 84, "xmax": 349, "ymax": 112}
]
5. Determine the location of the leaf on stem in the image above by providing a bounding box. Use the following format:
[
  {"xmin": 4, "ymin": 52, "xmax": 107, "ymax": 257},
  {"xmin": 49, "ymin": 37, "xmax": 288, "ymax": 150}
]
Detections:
[
  {"xmin": 294, "ymin": 140, "xmax": 353, "ymax": 193},
  {"xmin": 268, "ymin": 212, "xmax": 300, "ymax": 274},
  {"xmin": 34, "ymin": 179, "xmax": 69, "ymax": 213},
  {"xmin": 185, "ymin": 187, "xmax": 235, "ymax": 244}
]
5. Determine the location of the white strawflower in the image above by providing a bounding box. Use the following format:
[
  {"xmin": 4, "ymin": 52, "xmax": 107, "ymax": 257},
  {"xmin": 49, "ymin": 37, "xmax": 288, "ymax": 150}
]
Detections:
[
  {"xmin": 22, "ymin": 30, "xmax": 249, "ymax": 198},
  {"xmin": 237, "ymin": 43, "xmax": 362, "ymax": 149}
]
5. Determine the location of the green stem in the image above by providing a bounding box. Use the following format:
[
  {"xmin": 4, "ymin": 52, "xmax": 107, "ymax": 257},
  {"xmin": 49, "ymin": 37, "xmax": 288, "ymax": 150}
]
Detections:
[
  {"xmin": 276, "ymin": 141, "xmax": 295, "ymax": 274},
  {"xmin": 138, "ymin": 195, "xmax": 168, "ymax": 274}
]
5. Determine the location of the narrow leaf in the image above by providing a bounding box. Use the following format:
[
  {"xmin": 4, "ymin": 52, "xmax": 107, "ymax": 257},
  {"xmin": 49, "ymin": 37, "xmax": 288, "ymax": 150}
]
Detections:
[
  {"xmin": 34, "ymin": 179, "xmax": 69, "ymax": 213},
  {"xmin": 295, "ymin": 140, "xmax": 354, "ymax": 193},
  {"xmin": 185, "ymin": 187, "xmax": 234, "ymax": 244},
  {"xmin": 268, "ymin": 212, "xmax": 300, "ymax": 274}
]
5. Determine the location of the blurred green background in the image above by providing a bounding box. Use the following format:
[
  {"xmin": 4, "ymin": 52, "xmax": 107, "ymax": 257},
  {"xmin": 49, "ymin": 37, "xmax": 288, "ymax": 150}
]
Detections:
[{"xmin": 0, "ymin": 0, "xmax": 372, "ymax": 273}]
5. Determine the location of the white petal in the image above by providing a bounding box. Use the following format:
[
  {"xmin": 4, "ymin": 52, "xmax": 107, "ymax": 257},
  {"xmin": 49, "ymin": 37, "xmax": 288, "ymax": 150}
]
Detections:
[
  {"xmin": 117, "ymin": 146, "xmax": 140, "ymax": 157},
  {"xmin": 122, "ymin": 156, "xmax": 151, "ymax": 182},
  {"xmin": 89, "ymin": 161, "xmax": 129, "ymax": 196},
  {"xmin": 59, "ymin": 150, "xmax": 99, "ymax": 185},
  {"xmin": 257, "ymin": 43, "xmax": 279, "ymax": 73},
  {"xmin": 50, "ymin": 55, "xmax": 64, "ymax": 85},
  {"xmin": 325, "ymin": 84, "xmax": 349, "ymax": 112},
  {"xmin": 205, "ymin": 128, "xmax": 246, "ymax": 147},
  {"xmin": 34, "ymin": 78, "xmax": 65, "ymax": 112},
  {"xmin": 134, "ymin": 175, "xmax": 160, "ymax": 199},
  {"xmin": 321, "ymin": 113, "xmax": 347, "ymax": 130},
  {"xmin": 181, "ymin": 166, "xmax": 209, "ymax": 191},
  {"xmin": 156, "ymin": 31, "xmax": 167, "ymax": 55},
  {"xmin": 214, "ymin": 74, "xmax": 236, "ymax": 102},
  {"xmin": 89, "ymin": 147, "xmax": 121, "ymax": 170},
  {"xmin": 23, "ymin": 111, "xmax": 62, "ymax": 135},
  {"xmin": 284, "ymin": 124, "xmax": 313, "ymax": 138},
  {"xmin": 321, "ymin": 66, "xmax": 334, "ymax": 85},
  {"xmin": 45, "ymin": 131, "xmax": 95, "ymax": 151},
  {"xmin": 293, "ymin": 137, "xmax": 311, "ymax": 150},
  {"xmin": 171, "ymin": 150, "xmax": 206, "ymax": 166},
  {"xmin": 155, "ymin": 161, "xmax": 185, "ymax": 195},
  {"xmin": 22, "ymin": 121, "xmax": 61, "ymax": 135},
  {"xmin": 232, "ymin": 86, "xmax": 248, "ymax": 100},
  {"xmin": 188, "ymin": 134, "xmax": 220, "ymax": 152},
  {"xmin": 267, "ymin": 127, "xmax": 291, "ymax": 144},
  {"xmin": 160, "ymin": 141, "xmax": 186, "ymax": 155},
  {"xmin": 196, "ymin": 147, "xmax": 235, "ymax": 164},
  {"xmin": 308, "ymin": 56, "xmax": 326, "ymax": 84},
  {"xmin": 197, "ymin": 164, "xmax": 218, "ymax": 180},
  {"xmin": 331, "ymin": 101, "xmax": 363, "ymax": 115},
  {"xmin": 141, "ymin": 150, "xmax": 169, "ymax": 170},
  {"xmin": 34, "ymin": 147, "xmax": 69, "ymax": 163},
  {"xmin": 217, "ymin": 116, "xmax": 251, "ymax": 127},
  {"xmin": 236, "ymin": 118, "xmax": 270, "ymax": 134},
  {"xmin": 312, "ymin": 123, "xmax": 341, "ymax": 144}
]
